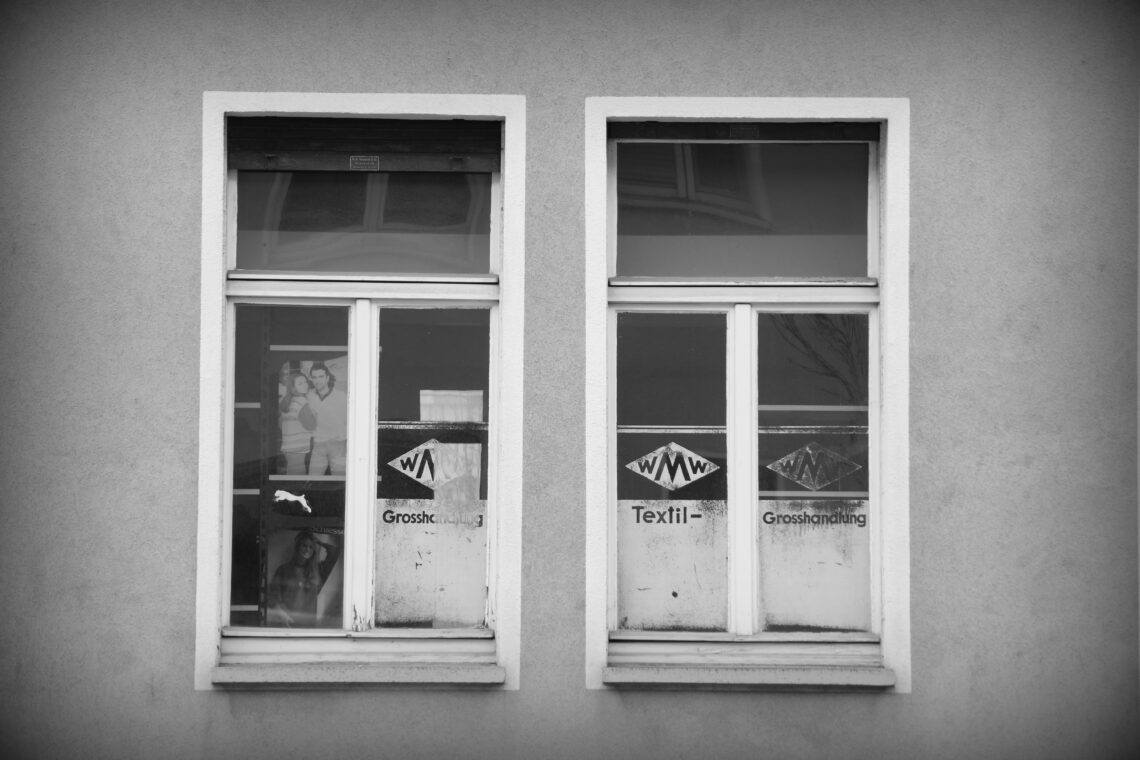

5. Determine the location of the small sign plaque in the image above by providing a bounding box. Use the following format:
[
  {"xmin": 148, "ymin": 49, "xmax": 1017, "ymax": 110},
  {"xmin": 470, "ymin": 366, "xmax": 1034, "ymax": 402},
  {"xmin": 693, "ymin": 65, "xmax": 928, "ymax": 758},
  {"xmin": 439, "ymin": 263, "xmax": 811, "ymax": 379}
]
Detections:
[{"xmin": 349, "ymin": 155, "xmax": 380, "ymax": 171}]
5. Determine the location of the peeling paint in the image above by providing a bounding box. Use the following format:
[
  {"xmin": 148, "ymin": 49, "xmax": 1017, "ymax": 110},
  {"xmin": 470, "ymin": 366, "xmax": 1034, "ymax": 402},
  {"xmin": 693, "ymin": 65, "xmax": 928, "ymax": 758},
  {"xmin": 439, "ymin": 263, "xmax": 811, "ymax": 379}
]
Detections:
[
  {"xmin": 758, "ymin": 498, "xmax": 870, "ymax": 631},
  {"xmin": 351, "ymin": 604, "xmax": 369, "ymax": 633},
  {"xmin": 374, "ymin": 443, "xmax": 487, "ymax": 628},
  {"xmin": 616, "ymin": 499, "xmax": 727, "ymax": 631}
]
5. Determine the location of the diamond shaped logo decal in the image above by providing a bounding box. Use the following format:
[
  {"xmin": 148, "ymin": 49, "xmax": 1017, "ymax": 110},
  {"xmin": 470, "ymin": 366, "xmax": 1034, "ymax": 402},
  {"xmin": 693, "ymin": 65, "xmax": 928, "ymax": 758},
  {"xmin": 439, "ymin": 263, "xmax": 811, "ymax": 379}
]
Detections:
[
  {"xmin": 766, "ymin": 442, "xmax": 861, "ymax": 491},
  {"xmin": 388, "ymin": 439, "xmax": 460, "ymax": 491},
  {"xmin": 626, "ymin": 442, "xmax": 719, "ymax": 491}
]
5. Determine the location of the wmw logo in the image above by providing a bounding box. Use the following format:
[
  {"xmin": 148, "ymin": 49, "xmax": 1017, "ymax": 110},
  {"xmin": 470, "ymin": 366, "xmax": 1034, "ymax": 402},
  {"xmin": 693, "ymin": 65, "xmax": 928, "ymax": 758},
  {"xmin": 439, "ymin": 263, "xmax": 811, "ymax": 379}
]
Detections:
[
  {"xmin": 626, "ymin": 442, "xmax": 719, "ymax": 491},
  {"xmin": 766, "ymin": 442, "xmax": 861, "ymax": 491},
  {"xmin": 388, "ymin": 439, "xmax": 478, "ymax": 491}
]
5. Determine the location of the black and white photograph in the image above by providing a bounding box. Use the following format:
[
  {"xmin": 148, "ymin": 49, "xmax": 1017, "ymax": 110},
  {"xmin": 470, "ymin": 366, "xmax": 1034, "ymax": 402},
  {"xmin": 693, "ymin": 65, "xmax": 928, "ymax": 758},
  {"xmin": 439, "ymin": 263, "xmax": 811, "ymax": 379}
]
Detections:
[
  {"xmin": 276, "ymin": 356, "xmax": 349, "ymax": 477},
  {"xmin": 1, "ymin": 2, "xmax": 1137, "ymax": 759}
]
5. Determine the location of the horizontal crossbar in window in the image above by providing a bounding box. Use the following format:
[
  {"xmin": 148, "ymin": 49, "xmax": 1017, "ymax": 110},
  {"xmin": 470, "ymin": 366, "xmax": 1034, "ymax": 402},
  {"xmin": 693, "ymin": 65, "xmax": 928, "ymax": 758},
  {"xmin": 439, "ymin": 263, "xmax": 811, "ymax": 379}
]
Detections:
[
  {"xmin": 608, "ymin": 121, "xmax": 881, "ymax": 142},
  {"xmin": 224, "ymin": 278, "xmax": 501, "ymax": 301},
  {"xmin": 756, "ymin": 426, "xmax": 868, "ymax": 434},
  {"xmin": 228, "ymin": 271, "xmax": 499, "ymax": 284},
  {"xmin": 618, "ymin": 425, "xmax": 726, "ymax": 434},
  {"xmin": 379, "ymin": 421, "xmax": 489, "ymax": 431}
]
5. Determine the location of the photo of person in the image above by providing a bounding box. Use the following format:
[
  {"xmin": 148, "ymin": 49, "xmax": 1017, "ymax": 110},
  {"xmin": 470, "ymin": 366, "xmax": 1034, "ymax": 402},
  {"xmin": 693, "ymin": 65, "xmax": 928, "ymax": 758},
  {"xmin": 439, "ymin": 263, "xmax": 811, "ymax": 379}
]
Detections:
[
  {"xmin": 266, "ymin": 529, "xmax": 342, "ymax": 628},
  {"xmin": 300, "ymin": 361, "xmax": 348, "ymax": 476},
  {"xmin": 275, "ymin": 356, "xmax": 348, "ymax": 477},
  {"xmin": 279, "ymin": 371, "xmax": 313, "ymax": 475}
]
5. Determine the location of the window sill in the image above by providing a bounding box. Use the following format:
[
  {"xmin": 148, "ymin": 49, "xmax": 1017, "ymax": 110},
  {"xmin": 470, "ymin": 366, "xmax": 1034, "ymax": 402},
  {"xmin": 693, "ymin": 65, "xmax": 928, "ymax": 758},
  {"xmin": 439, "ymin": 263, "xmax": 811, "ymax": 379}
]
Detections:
[
  {"xmin": 212, "ymin": 632, "xmax": 504, "ymax": 689},
  {"xmin": 602, "ymin": 664, "xmax": 895, "ymax": 690},
  {"xmin": 213, "ymin": 662, "xmax": 506, "ymax": 689},
  {"xmin": 603, "ymin": 636, "xmax": 894, "ymax": 691}
]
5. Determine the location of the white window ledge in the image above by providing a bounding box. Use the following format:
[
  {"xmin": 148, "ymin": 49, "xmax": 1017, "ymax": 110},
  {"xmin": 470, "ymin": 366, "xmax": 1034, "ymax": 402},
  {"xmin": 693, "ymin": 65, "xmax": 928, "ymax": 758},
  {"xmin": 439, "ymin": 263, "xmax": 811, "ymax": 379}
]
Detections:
[
  {"xmin": 603, "ymin": 637, "xmax": 894, "ymax": 690},
  {"xmin": 602, "ymin": 665, "xmax": 895, "ymax": 690},
  {"xmin": 212, "ymin": 634, "xmax": 505, "ymax": 688},
  {"xmin": 213, "ymin": 662, "xmax": 506, "ymax": 689}
]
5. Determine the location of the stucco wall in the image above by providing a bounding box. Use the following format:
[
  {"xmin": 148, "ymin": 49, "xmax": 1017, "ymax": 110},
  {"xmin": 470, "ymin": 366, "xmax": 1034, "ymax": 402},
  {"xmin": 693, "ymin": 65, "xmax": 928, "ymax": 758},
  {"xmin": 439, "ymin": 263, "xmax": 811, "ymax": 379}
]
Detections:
[{"xmin": 1, "ymin": 1, "xmax": 1137, "ymax": 758}]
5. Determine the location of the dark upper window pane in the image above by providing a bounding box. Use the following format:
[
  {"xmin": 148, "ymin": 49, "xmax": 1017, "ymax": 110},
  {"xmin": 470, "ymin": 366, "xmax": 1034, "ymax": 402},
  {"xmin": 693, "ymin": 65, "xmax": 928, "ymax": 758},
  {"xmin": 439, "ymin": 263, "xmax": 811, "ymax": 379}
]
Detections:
[
  {"xmin": 756, "ymin": 313, "xmax": 868, "ymax": 407},
  {"xmin": 235, "ymin": 171, "xmax": 491, "ymax": 274},
  {"xmin": 617, "ymin": 143, "xmax": 868, "ymax": 278},
  {"xmin": 377, "ymin": 309, "xmax": 490, "ymax": 422},
  {"xmin": 616, "ymin": 312, "xmax": 725, "ymax": 427}
]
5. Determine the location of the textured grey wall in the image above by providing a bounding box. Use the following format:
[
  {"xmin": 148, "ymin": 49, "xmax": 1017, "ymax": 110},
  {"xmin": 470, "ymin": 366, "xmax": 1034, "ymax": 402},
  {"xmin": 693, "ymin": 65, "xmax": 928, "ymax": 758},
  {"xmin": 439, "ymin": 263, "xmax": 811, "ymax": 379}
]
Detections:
[{"xmin": 0, "ymin": 1, "xmax": 1136, "ymax": 758}]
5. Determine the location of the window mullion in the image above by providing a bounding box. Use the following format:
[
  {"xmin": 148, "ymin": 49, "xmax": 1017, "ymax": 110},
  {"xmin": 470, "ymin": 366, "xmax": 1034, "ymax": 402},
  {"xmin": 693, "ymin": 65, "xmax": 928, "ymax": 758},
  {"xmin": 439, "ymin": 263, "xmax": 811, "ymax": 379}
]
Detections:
[
  {"xmin": 484, "ymin": 302, "xmax": 501, "ymax": 630},
  {"xmin": 727, "ymin": 303, "xmax": 756, "ymax": 634},
  {"xmin": 225, "ymin": 170, "xmax": 238, "ymax": 271},
  {"xmin": 489, "ymin": 171, "xmax": 503, "ymax": 274},
  {"xmin": 606, "ymin": 141, "xmax": 618, "ymax": 279},
  {"xmin": 343, "ymin": 298, "xmax": 377, "ymax": 631},
  {"xmin": 605, "ymin": 307, "xmax": 619, "ymax": 630},
  {"xmin": 867, "ymin": 143, "xmax": 881, "ymax": 280},
  {"xmin": 868, "ymin": 306, "xmax": 883, "ymax": 634}
]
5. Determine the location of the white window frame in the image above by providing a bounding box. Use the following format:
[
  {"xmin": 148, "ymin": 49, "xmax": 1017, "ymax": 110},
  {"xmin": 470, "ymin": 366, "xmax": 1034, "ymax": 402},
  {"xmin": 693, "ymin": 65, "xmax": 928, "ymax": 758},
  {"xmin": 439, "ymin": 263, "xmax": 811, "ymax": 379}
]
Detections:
[
  {"xmin": 195, "ymin": 92, "xmax": 525, "ymax": 689},
  {"xmin": 584, "ymin": 97, "xmax": 910, "ymax": 690}
]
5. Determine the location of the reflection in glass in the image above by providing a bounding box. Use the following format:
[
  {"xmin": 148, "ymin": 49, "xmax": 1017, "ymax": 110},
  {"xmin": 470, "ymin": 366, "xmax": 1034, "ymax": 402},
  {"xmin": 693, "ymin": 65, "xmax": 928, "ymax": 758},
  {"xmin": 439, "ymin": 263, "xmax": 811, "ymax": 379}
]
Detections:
[
  {"xmin": 757, "ymin": 313, "xmax": 868, "ymax": 408},
  {"xmin": 615, "ymin": 312, "xmax": 728, "ymax": 631},
  {"xmin": 375, "ymin": 308, "xmax": 490, "ymax": 628},
  {"xmin": 231, "ymin": 305, "xmax": 348, "ymax": 628},
  {"xmin": 236, "ymin": 171, "xmax": 491, "ymax": 273},
  {"xmin": 617, "ymin": 143, "xmax": 868, "ymax": 278}
]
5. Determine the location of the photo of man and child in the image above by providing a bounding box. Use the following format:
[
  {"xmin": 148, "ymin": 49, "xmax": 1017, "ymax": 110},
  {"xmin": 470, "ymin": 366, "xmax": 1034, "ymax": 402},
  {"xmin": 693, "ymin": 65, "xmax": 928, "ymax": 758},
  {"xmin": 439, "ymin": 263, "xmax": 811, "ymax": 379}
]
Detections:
[{"xmin": 277, "ymin": 357, "xmax": 348, "ymax": 477}]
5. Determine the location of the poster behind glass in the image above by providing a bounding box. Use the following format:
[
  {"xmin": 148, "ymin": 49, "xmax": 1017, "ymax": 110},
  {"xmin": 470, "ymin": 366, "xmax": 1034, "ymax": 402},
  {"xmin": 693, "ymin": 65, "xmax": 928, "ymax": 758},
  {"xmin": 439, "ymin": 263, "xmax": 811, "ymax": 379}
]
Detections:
[{"xmin": 231, "ymin": 305, "xmax": 347, "ymax": 629}]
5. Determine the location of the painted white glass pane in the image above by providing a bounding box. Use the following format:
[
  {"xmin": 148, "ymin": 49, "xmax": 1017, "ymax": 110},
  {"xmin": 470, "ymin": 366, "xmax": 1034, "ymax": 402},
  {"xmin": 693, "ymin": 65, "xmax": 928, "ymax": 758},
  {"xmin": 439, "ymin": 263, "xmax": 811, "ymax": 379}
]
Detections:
[
  {"xmin": 616, "ymin": 313, "xmax": 727, "ymax": 631},
  {"xmin": 758, "ymin": 499, "xmax": 871, "ymax": 631},
  {"xmin": 231, "ymin": 305, "xmax": 348, "ymax": 629},
  {"xmin": 236, "ymin": 171, "xmax": 491, "ymax": 273},
  {"xmin": 617, "ymin": 143, "xmax": 867, "ymax": 277},
  {"xmin": 374, "ymin": 309, "xmax": 490, "ymax": 628}
]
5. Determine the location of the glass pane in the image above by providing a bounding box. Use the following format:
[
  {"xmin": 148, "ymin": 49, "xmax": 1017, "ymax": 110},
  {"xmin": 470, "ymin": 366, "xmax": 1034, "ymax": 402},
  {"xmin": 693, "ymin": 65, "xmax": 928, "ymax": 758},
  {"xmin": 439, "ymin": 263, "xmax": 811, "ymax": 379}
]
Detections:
[
  {"xmin": 231, "ymin": 305, "xmax": 348, "ymax": 629},
  {"xmin": 236, "ymin": 171, "xmax": 491, "ymax": 274},
  {"xmin": 617, "ymin": 143, "xmax": 868, "ymax": 278},
  {"xmin": 617, "ymin": 312, "xmax": 725, "ymax": 427},
  {"xmin": 615, "ymin": 312, "xmax": 727, "ymax": 631},
  {"xmin": 755, "ymin": 313, "xmax": 870, "ymax": 632},
  {"xmin": 374, "ymin": 309, "xmax": 490, "ymax": 628}
]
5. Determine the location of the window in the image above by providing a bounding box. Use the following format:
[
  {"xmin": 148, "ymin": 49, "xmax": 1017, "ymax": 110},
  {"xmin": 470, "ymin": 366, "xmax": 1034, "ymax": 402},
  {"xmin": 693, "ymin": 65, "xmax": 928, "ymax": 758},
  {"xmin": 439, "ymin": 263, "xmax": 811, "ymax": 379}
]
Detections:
[
  {"xmin": 196, "ymin": 93, "xmax": 524, "ymax": 688},
  {"xmin": 585, "ymin": 98, "xmax": 910, "ymax": 690}
]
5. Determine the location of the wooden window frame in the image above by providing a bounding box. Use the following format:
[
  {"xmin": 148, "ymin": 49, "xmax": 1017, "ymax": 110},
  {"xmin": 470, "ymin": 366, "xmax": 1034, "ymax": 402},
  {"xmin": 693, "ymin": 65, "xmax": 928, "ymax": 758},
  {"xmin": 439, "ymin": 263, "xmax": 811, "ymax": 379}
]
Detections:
[
  {"xmin": 195, "ymin": 92, "xmax": 525, "ymax": 689},
  {"xmin": 584, "ymin": 97, "xmax": 910, "ymax": 691}
]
